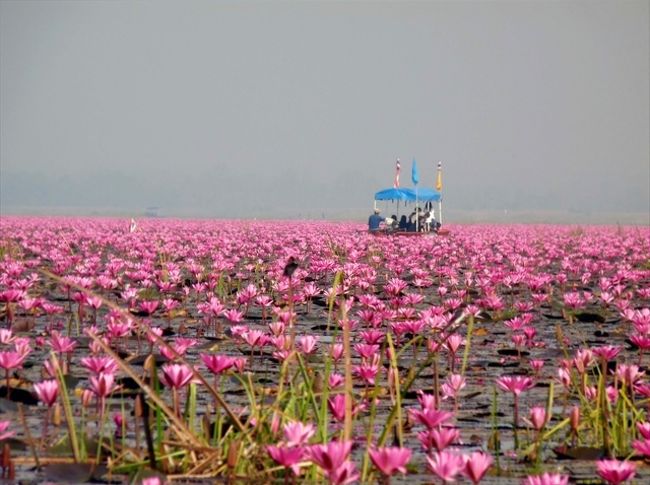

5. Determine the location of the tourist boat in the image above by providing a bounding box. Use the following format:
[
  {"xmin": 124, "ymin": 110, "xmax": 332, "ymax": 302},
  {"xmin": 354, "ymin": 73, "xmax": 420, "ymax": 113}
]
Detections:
[{"xmin": 371, "ymin": 187, "xmax": 447, "ymax": 236}]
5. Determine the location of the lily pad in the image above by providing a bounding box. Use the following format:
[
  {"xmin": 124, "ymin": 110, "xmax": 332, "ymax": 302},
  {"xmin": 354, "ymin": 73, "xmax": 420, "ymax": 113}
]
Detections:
[
  {"xmin": 553, "ymin": 445, "xmax": 605, "ymax": 460},
  {"xmin": 0, "ymin": 387, "xmax": 38, "ymax": 405},
  {"xmin": 128, "ymin": 354, "xmax": 167, "ymax": 366},
  {"xmin": 575, "ymin": 312, "xmax": 606, "ymax": 323}
]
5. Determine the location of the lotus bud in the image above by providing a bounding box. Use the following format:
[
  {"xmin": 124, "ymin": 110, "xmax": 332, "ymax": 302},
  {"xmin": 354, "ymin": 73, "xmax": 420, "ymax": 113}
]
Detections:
[
  {"xmin": 270, "ymin": 412, "xmax": 281, "ymax": 435},
  {"xmin": 135, "ymin": 394, "xmax": 143, "ymax": 418},
  {"xmin": 227, "ymin": 439, "xmax": 241, "ymax": 470},
  {"xmin": 144, "ymin": 354, "xmax": 157, "ymax": 374},
  {"xmin": 52, "ymin": 403, "xmax": 62, "ymax": 426},
  {"xmin": 81, "ymin": 389, "xmax": 94, "ymax": 407}
]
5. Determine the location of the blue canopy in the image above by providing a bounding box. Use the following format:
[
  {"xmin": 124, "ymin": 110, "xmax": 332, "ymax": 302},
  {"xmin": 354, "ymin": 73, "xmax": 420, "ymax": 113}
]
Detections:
[
  {"xmin": 406, "ymin": 187, "xmax": 442, "ymax": 202},
  {"xmin": 374, "ymin": 188, "xmax": 412, "ymax": 201},
  {"xmin": 374, "ymin": 187, "xmax": 441, "ymax": 202}
]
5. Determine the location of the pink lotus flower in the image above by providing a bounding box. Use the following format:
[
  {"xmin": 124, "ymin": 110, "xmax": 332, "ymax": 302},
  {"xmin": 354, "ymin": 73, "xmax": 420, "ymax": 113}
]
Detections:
[
  {"xmin": 368, "ymin": 446, "xmax": 411, "ymax": 476},
  {"xmin": 522, "ymin": 472, "xmax": 569, "ymax": 485},
  {"xmin": 354, "ymin": 362, "xmax": 379, "ymax": 385},
  {"xmin": 328, "ymin": 373, "xmax": 344, "ymax": 388},
  {"xmin": 307, "ymin": 440, "xmax": 352, "ymax": 473},
  {"xmin": 0, "ymin": 348, "xmax": 29, "ymax": 398},
  {"xmin": 199, "ymin": 296, "xmax": 224, "ymax": 317},
  {"xmin": 223, "ymin": 308, "xmax": 244, "ymax": 323},
  {"xmin": 120, "ymin": 288, "xmax": 138, "ymax": 305},
  {"xmin": 632, "ymin": 438, "xmax": 650, "ymax": 457},
  {"xmin": 0, "ymin": 350, "xmax": 28, "ymax": 370},
  {"xmin": 354, "ymin": 343, "xmax": 379, "ymax": 360},
  {"xmin": 637, "ymin": 421, "xmax": 650, "ymax": 439},
  {"xmin": 441, "ymin": 374, "xmax": 466, "ymax": 400},
  {"xmin": 563, "ymin": 291, "xmax": 584, "ymax": 310},
  {"xmin": 13, "ymin": 337, "xmax": 31, "ymax": 357},
  {"xmin": 0, "ymin": 289, "xmax": 24, "ymax": 303},
  {"xmin": 162, "ymin": 298, "xmax": 179, "ymax": 313},
  {"xmin": 242, "ymin": 330, "xmax": 267, "ymax": 347},
  {"xmin": 573, "ymin": 349, "xmax": 594, "ymax": 374},
  {"xmin": 327, "ymin": 394, "xmax": 364, "ymax": 422},
  {"xmin": 428, "ymin": 427, "xmax": 460, "ymax": 451},
  {"xmin": 106, "ymin": 319, "xmax": 131, "ymax": 339},
  {"xmin": 0, "ymin": 421, "xmax": 14, "ymax": 441},
  {"xmin": 90, "ymin": 372, "xmax": 117, "ymax": 398},
  {"xmin": 328, "ymin": 460, "xmax": 359, "ymax": 485},
  {"xmin": 359, "ymin": 330, "xmax": 384, "ymax": 345},
  {"xmin": 629, "ymin": 334, "xmax": 650, "ymax": 351},
  {"xmin": 592, "ymin": 345, "xmax": 622, "ymax": 362},
  {"xmin": 409, "ymin": 408, "xmax": 454, "ymax": 429},
  {"xmin": 200, "ymin": 354, "xmax": 234, "ymax": 375},
  {"xmin": 141, "ymin": 477, "xmax": 167, "ymax": 485},
  {"xmin": 530, "ymin": 359, "xmax": 544, "ymax": 374},
  {"xmin": 147, "ymin": 327, "xmax": 163, "ymax": 344},
  {"xmin": 444, "ymin": 334, "xmax": 464, "ymax": 354},
  {"xmin": 85, "ymin": 295, "xmax": 103, "ymax": 310},
  {"xmin": 80, "ymin": 356, "xmax": 118, "ymax": 375},
  {"xmin": 255, "ymin": 295, "xmax": 274, "ymax": 308},
  {"xmin": 426, "ymin": 450, "xmax": 466, "ymax": 483},
  {"xmin": 525, "ymin": 406, "xmax": 548, "ymax": 431},
  {"xmin": 34, "ymin": 379, "xmax": 59, "ymax": 407},
  {"xmin": 0, "ymin": 330, "xmax": 14, "ymax": 345},
  {"xmin": 139, "ymin": 300, "xmax": 159, "ymax": 315},
  {"xmin": 497, "ymin": 375, "xmax": 534, "ymax": 447},
  {"xmin": 268, "ymin": 321, "xmax": 285, "ymax": 336},
  {"xmin": 615, "ymin": 364, "xmax": 644, "ymax": 387},
  {"xmin": 496, "ymin": 376, "xmax": 534, "ymax": 395},
  {"xmin": 596, "ymin": 459, "xmax": 636, "ymax": 485},
  {"xmin": 160, "ymin": 363, "xmax": 194, "ymax": 389},
  {"xmin": 330, "ymin": 343, "xmax": 344, "ymax": 362},
  {"xmin": 416, "ymin": 391, "xmax": 436, "ymax": 410},
  {"xmin": 283, "ymin": 421, "xmax": 316, "ymax": 447},
  {"xmin": 463, "ymin": 451, "xmax": 493, "ymax": 484},
  {"xmin": 231, "ymin": 357, "xmax": 247, "ymax": 373},
  {"xmin": 556, "ymin": 368, "xmax": 571, "ymax": 388},
  {"xmin": 298, "ymin": 335, "xmax": 318, "ymax": 355},
  {"xmin": 266, "ymin": 445, "xmax": 304, "ymax": 476}
]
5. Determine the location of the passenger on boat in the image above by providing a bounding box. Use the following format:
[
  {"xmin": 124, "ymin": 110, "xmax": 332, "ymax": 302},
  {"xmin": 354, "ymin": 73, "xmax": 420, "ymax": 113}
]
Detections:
[
  {"xmin": 424, "ymin": 210, "xmax": 441, "ymax": 232},
  {"xmin": 368, "ymin": 209, "xmax": 384, "ymax": 232},
  {"xmin": 408, "ymin": 207, "xmax": 421, "ymax": 232},
  {"xmin": 422, "ymin": 211, "xmax": 433, "ymax": 232},
  {"xmin": 385, "ymin": 214, "xmax": 398, "ymax": 231}
]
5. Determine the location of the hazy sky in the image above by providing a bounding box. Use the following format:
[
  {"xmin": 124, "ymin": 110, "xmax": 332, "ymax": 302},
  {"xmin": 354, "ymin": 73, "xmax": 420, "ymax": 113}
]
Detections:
[{"xmin": 1, "ymin": 0, "xmax": 648, "ymax": 221}]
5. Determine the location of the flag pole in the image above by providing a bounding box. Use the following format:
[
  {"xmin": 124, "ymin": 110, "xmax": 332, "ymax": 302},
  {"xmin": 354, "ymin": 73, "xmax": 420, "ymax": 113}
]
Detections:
[
  {"xmin": 415, "ymin": 187, "xmax": 419, "ymax": 232},
  {"xmin": 436, "ymin": 161, "xmax": 443, "ymax": 226},
  {"xmin": 412, "ymin": 158, "xmax": 419, "ymax": 232},
  {"xmin": 394, "ymin": 158, "xmax": 400, "ymax": 225}
]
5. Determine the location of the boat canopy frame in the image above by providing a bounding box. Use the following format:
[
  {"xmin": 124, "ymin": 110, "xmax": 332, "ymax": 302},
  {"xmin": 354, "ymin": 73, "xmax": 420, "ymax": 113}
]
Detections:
[{"xmin": 374, "ymin": 187, "xmax": 441, "ymax": 202}]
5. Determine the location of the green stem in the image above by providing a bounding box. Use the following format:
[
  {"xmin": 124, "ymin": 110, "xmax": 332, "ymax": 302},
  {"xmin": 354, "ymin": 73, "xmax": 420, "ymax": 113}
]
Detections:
[
  {"xmin": 600, "ymin": 358, "xmax": 612, "ymax": 457},
  {"xmin": 52, "ymin": 353, "xmax": 81, "ymax": 462},
  {"xmin": 460, "ymin": 314, "xmax": 474, "ymax": 376},
  {"xmin": 513, "ymin": 394, "xmax": 520, "ymax": 450},
  {"xmin": 386, "ymin": 334, "xmax": 403, "ymax": 447}
]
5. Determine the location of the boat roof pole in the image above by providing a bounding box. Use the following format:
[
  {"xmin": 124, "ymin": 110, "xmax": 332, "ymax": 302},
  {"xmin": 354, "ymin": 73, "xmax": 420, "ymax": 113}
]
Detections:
[{"xmin": 415, "ymin": 187, "xmax": 419, "ymax": 232}]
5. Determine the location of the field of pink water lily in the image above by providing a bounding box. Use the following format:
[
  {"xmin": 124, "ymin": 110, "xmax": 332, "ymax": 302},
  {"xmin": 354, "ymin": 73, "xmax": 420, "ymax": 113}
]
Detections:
[{"xmin": 0, "ymin": 217, "xmax": 649, "ymax": 484}]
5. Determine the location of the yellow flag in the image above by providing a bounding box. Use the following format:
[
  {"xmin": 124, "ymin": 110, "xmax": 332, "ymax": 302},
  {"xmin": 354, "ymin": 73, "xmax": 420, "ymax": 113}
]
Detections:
[{"xmin": 435, "ymin": 162, "xmax": 443, "ymax": 191}]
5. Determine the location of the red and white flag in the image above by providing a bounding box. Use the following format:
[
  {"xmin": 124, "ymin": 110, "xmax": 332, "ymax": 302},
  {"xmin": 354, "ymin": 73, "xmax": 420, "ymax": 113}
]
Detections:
[{"xmin": 393, "ymin": 158, "xmax": 401, "ymax": 188}]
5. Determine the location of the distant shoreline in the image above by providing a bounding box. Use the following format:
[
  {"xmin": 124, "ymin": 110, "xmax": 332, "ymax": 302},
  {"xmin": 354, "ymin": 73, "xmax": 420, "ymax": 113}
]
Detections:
[{"xmin": 1, "ymin": 205, "xmax": 648, "ymax": 225}]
